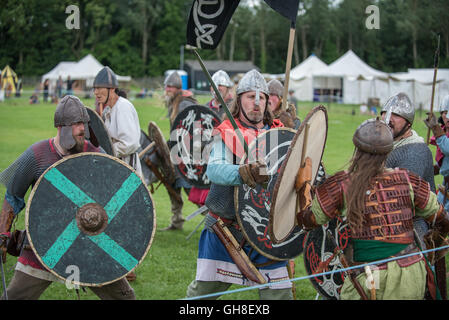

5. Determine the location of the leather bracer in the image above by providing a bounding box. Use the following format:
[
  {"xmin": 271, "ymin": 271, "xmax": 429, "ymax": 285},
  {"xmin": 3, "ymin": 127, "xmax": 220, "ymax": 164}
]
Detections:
[{"xmin": 0, "ymin": 199, "xmax": 15, "ymax": 234}]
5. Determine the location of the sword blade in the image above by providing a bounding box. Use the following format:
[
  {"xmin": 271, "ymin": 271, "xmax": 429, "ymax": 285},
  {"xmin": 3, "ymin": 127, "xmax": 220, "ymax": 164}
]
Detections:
[
  {"xmin": 185, "ymin": 216, "xmax": 206, "ymax": 241},
  {"xmin": 186, "ymin": 205, "xmax": 209, "ymax": 221},
  {"xmin": 0, "ymin": 257, "xmax": 8, "ymax": 300}
]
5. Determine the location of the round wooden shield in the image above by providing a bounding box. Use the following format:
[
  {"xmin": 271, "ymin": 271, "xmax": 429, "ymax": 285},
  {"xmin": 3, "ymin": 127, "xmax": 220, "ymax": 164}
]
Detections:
[
  {"xmin": 147, "ymin": 122, "xmax": 176, "ymax": 185},
  {"xmin": 303, "ymin": 217, "xmax": 351, "ymax": 300},
  {"xmin": 86, "ymin": 107, "xmax": 114, "ymax": 156},
  {"xmin": 169, "ymin": 105, "xmax": 221, "ymax": 188},
  {"xmin": 269, "ymin": 105, "xmax": 328, "ymax": 243},
  {"xmin": 235, "ymin": 128, "xmax": 307, "ymax": 261},
  {"xmin": 25, "ymin": 153, "xmax": 156, "ymax": 287}
]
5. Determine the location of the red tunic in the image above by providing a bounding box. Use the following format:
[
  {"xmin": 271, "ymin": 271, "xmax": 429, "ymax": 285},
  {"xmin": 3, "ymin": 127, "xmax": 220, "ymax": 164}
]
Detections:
[{"xmin": 213, "ymin": 118, "xmax": 283, "ymax": 159}]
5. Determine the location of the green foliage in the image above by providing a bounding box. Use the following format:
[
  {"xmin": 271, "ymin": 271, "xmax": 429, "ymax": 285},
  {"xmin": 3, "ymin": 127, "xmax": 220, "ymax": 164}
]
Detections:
[{"xmin": 1, "ymin": 0, "xmax": 449, "ymax": 77}]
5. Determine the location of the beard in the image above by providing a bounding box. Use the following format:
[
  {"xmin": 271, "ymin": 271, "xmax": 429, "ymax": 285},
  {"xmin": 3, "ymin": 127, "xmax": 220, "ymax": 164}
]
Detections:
[
  {"xmin": 390, "ymin": 123, "xmax": 410, "ymax": 139},
  {"xmin": 68, "ymin": 135, "xmax": 85, "ymax": 154},
  {"xmin": 246, "ymin": 110, "xmax": 264, "ymax": 123}
]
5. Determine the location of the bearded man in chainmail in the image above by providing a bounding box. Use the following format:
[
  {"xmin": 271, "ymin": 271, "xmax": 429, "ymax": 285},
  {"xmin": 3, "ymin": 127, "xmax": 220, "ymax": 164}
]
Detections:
[
  {"xmin": 380, "ymin": 93, "xmax": 435, "ymax": 244},
  {"xmin": 0, "ymin": 96, "xmax": 136, "ymax": 300},
  {"xmin": 186, "ymin": 69, "xmax": 293, "ymax": 300}
]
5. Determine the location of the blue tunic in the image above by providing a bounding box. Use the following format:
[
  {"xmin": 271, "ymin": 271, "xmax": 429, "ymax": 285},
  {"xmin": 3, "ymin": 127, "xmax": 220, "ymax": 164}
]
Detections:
[{"xmin": 195, "ymin": 138, "xmax": 291, "ymax": 288}]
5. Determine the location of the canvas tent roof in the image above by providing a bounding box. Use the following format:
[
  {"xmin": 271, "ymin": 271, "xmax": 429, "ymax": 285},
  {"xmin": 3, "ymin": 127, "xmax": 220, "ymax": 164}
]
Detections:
[
  {"xmin": 42, "ymin": 54, "xmax": 131, "ymax": 84},
  {"xmin": 313, "ymin": 50, "xmax": 388, "ymax": 80},
  {"xmin": 290, "ymin": 54, "xmax": 327, "ymax": 81},
  {"xmin": 389, "ymin": 68, "xmax": 449, "ymax": 84}
]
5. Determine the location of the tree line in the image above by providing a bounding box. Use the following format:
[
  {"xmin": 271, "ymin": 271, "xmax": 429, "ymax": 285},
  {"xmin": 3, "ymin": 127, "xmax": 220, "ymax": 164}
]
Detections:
[{"xmin": 1, "ymin": 0, "xmax": 448, "ymax": 78}]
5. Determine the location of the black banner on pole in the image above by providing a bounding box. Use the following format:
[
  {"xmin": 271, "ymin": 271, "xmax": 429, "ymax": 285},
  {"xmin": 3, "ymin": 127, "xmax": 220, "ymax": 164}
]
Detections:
[
  {"xmin": 186, "ymin": 0, "xmax": 240, "ymax": 50},
  {"xmin": 263, "ymin": 0, "xmax": 300, "ymax": 26}
]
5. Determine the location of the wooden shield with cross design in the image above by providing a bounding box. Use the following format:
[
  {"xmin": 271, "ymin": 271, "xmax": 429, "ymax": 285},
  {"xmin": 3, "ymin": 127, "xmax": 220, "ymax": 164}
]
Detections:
[{"xmin": 25, "ymin": 152, "xmax": 156, "ymax": 287}]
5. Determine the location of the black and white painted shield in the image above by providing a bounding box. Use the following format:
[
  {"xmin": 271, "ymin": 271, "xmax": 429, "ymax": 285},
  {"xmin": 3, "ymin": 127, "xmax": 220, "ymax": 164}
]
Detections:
[
  {"xmin": 86, "ymin": 107, "xmax": 114, "ymax": 156},
  {"xmin": 303, "ymin": 217, "xmax": 351, "ymax": 300},
  {"xmin": 170, "ymin": 105, "xmax": 221, "ymax": 188},
  {"xmin": 235, "ymin": 128, "xmax": 307, "ymax": 261},
  {"xmin": 25, "ymin": 153, "xmax": 156, "ymax": 287}
]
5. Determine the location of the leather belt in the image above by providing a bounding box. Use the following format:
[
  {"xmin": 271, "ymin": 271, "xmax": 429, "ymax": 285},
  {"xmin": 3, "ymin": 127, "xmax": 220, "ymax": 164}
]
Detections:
[{"xmin": 208, "ymin": 212, "xmax": 241, "ymax": 230}]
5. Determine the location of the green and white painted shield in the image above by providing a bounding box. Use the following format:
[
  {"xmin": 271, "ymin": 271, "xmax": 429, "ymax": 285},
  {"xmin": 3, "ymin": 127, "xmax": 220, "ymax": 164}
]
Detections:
[{"xmin": 25, "ymin": 153, "xmax": 156, "ymax": 287}]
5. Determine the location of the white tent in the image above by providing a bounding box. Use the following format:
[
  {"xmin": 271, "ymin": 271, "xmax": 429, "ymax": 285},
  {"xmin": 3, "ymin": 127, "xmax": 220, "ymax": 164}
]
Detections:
[
  {"xmin": 289, "ymin": 54, "xmax": 328, "ymax": 101},
  {"xmin": 387, "ymin": 68, "xmax": 449, "ymax": 111},
  {"xmin": 42, "ymin": 54, "xmax": 131, "ymax": 89},
  {"xmin": 312, "ymin": 50, "xmax": 389, "ymax": 104},
  {"xmin": 43, "ymin": 61, "xmax": 77, "ymax": 81}
]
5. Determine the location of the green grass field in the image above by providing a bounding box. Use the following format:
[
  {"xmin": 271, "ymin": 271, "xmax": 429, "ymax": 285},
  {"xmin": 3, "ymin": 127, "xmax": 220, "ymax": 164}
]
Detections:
[{"xmin": 0, "ymin": 93, "xmax": 442, "ymax": 300}]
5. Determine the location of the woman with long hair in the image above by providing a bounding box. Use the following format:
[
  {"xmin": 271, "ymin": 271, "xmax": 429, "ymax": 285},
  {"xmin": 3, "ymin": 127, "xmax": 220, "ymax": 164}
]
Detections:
[{"xmin": 297, "ymin": 118, "xmax": 449, "ymax": 300}]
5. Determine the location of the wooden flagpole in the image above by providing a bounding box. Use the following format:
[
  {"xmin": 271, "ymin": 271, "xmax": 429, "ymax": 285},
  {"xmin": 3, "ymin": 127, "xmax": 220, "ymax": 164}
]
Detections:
[{"xmin": 282, "ymin": 24, "xmax": 296, "ymax": 111}]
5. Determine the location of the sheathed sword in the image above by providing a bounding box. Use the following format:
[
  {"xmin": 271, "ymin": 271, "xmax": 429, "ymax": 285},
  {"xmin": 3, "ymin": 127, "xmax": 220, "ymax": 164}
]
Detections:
[{"xmin": 212, "ymin": 218, "xmax": 266, "ymax": 284}]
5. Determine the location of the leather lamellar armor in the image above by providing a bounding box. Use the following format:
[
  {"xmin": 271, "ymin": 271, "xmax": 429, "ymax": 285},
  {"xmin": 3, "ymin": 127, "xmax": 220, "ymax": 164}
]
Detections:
[{"xmin": 315, "ymin": 169, "xmax": 431, "ymax": 244}]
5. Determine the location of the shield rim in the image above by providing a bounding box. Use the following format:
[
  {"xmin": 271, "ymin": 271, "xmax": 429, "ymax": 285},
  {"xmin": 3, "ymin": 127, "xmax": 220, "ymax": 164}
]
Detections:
[
  {"xmin": 86, "ymin": 107, "xmax": 115, "ymax": 156},
  {"xmin": 148, "ymin": 121, "xmax": 176, "ymax": 185},
  {"xmin": 169, "ymin": 104, "xmax": 221, "ymax": 188},
  {"xmin": 234, "ymin": 127, "xmax": 304, "ymax": 261},
  {"xmin": 24, "ymin": 152, "xmax": 157, "ymax": 287},
  {"xmin": 268, "ymin": 105, "xmax": 328, "ymax": 244}
]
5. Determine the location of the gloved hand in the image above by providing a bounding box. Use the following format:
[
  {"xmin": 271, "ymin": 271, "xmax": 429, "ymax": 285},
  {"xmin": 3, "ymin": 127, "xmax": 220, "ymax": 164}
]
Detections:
[
  {"xmin": 239, "ymin": 160, "xmax": 269, "ymax": 189},
  {"xmin": 296, "ymin": 207, "xmax": 318, "ymax": 231},
  {"xmin": 424, "ymin": 112, "xmax": 445, "ymax": 138}
]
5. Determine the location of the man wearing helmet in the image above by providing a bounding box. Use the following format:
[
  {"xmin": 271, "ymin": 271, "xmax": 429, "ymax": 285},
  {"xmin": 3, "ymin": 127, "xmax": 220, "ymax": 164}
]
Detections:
[
  {"xmin": 381, "ymin": 93, "xmax": 435, "ymax": 193},
  {"xmin": 0, "ymin": 96, "xmax": 136, "ymax": 300},
  {"xmin": 297, "ymin": 119, "xmax": 449, "ymax": 300},
  {"xmin": 161, "ymin": 71, "xmax": 200, "ymax": 231},
  {"xmin": 206, "ymin": 70, "xmax": 234, "ymax": 119},
  {"xmin": 380, "ymin": 93, "xmax": 435, "ymax": 250},
  {"xmin": 186, "ymin": 69, "xmax": 293, "ymax": 300},
  {"xmin": 93, "ymin": 66, "xmax": 142, "ymax": 178},
  {"xmin": 267, "ymin": 79, "xmax": 300, "ymax": 129},
  {"xmin": 164, "ymin": 71, "xmax": 198, "ymax": 126}
]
